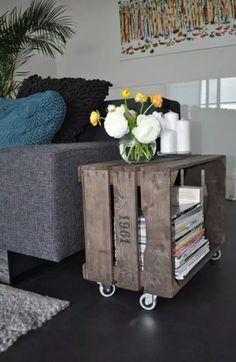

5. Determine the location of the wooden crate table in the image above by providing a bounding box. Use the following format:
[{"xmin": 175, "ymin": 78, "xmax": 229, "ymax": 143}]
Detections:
[{"xmin": 79, "ymin": 155, "xmax": 226, "ymax": 310}]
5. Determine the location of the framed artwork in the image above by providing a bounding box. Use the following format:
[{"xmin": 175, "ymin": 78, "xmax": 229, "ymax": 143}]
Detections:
[{"xmin": 118, "ymin": 0, "xmax": 236, "ymax": 59}]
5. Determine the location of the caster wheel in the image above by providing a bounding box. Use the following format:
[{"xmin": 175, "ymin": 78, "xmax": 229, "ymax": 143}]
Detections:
[
  {"xmin": 98, "ymin": 283, "xmax": 116, "ymax": 298},
  {"xmin": 211, "ymin": 249, "xmax": 222, "ymax": 261},
  {"xmin": 139, "ymin": 293, "xmax": 157, "ymax": 311}
]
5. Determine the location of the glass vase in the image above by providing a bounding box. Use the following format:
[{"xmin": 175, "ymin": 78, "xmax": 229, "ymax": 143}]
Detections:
[{"xmin": 119, "ymin": 133, "xmax": 156, "ymax": 164}]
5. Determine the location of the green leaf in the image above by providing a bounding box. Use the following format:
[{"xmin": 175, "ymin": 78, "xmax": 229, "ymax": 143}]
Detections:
[{"xmin": 0, "ymin": 0, "xmax": 76, "ymax": 98}]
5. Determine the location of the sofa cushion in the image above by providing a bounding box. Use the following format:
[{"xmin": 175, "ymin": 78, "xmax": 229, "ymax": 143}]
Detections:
[
  {"xmin": 17, "ymin": 75, "xmax": 113, "ymax": 143},
  {"xmin": 0, "ymin": 91, "xmax": 66, "ymax": 147}
]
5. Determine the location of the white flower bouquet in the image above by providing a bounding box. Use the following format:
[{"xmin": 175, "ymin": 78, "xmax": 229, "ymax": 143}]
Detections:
[{"xmin": 90, "ymin": 88, "xmax": 164, "ymax": 163}]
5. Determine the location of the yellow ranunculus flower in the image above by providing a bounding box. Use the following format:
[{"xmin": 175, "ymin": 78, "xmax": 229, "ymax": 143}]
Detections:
[
  {"xmin": 134, "ymin": 91, "xmax": 148, "ymax": 104},
  {"xmin": 149, "ymin": 93, "xmax": 163, "ymax": 108},
  {"xmin": 121, "ymin": 88, "xmax": 131, "ymax": 99},
  {"xmin": 90, "ymin": 110, "xmax": 101, "ymax": 126}
]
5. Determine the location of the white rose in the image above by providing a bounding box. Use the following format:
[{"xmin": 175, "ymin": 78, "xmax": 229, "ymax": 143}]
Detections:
[
  {"xmin": 115, "ymin": 104, "xmax": 126, "ymax": 114},
  {"xmin": 104, "ymin": 109, "xmax": 129, "ymax": 138},
  {"xmin": 132, "ymin": 114, "xmax": 161, "ymax": 143},
  {"xmin": 107, "ymin": 104, "xmax": 116, "ymax": 112},
  {"xmin": 152, "ymin": 111, "xmax": 165, "ymax": 130}
]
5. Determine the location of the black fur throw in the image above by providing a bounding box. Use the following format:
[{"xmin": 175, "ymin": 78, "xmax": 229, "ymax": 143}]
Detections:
[{"xmin": 17, "ymin": 75, "xmax": 112, "ymax": 143}]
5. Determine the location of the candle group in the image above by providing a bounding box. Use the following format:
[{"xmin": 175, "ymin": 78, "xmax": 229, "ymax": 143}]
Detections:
[{"xmin": 160, "ymin": 111, "xmax": 191, "ymax": 154}]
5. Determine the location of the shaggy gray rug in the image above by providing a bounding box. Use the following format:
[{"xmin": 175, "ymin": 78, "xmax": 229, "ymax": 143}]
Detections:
[{"xmin": 0, "ymin": 284, "xmax": 69, "ymax": 352}]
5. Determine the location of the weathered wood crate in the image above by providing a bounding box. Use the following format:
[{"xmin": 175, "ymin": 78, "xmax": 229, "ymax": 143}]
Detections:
[{"xmin": 80, "ymin": 155, "xmax": 225, "ymax": 301}]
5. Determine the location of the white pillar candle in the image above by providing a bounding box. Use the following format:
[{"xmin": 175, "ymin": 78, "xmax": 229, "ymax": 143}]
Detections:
[
  {"xmin": 176, "ymin": 119, "xmax": 191, "ymax": 154},
  {"xmin": 164, "ymin": 111, "xmax": 179, "ymax": 131},
  {"xmin": 160, "ymin": 129, "xmax": 177, "ymax": 154}
]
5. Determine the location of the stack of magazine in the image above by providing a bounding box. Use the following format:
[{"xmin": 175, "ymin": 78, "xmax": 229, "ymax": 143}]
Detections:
[
  {"xmin": 137, "ymin": 187, "xmax": 209, "ymax": 277},
  {"xmin": 114, "ymin": 187, "xmax": 209, "ymax": 279},
  {"xmin": 138, "ymin": 214, "xmax": 146, "ymax": 271},
  {"xmin": 171, "ymin": 187, "xmax": 209, "ymax": 280}
]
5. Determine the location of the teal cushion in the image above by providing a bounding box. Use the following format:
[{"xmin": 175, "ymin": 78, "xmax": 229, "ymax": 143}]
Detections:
[{"xmin": 0, "ymin": 91, "xmax": 66, "ymax": 147}]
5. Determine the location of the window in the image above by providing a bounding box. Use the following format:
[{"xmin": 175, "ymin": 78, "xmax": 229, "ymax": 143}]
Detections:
[{"xmin": 201, "ymin": 77, "xmax": 236, "ymax": 110}]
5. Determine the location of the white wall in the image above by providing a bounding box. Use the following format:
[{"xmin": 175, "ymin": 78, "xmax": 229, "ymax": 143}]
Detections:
[
  {"xmin": 56, "ymin": 0, "xmax": 236, "ymax": 95},
  {"xmin": 2, "ymin": 0, "xmax": 236, "ymax": 197}
]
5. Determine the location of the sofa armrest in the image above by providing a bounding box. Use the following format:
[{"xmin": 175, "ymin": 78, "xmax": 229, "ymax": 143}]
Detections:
[
  {"xmin": 0, "ymin": 141, "xmax": 119, "ymax": 184},
  {"xmin": 0, "ymin": 141, "xmax": 119, "ymax": 162},
  {"xmin": 0, "ymin": 142, "xmax": 119, "ymax": 261}
]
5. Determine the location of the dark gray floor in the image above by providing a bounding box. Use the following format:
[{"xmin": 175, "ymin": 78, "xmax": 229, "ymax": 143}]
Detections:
[{"xmin": 1, "ymin": 201, "xmax": 236, "ymax": 362}]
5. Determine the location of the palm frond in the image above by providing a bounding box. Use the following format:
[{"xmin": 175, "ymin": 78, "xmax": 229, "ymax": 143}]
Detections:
[
  {"xmin": 23, "ymin": 0, "xmax": 75, "ymax": 46},
  {"xmin": 0, "ymin": 0, "xmax": 76, "ymax": 98},
  {"xmin": 0, "ymin": 55, "xmax": 20, "ymax": 98},
  {"xmin": 15, "ymin": 47, "xmax": 34, "ymax": 69}
]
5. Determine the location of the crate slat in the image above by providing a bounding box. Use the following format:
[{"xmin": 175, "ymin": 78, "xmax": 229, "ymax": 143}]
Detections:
[
  {"xmin": 82, "ymin": 169, "xmax": 113, "ymax": 284},
  {"xmin": 205, "ymin": 159, "xmax": 226, "ymax": 244},
  {"xmin": 184, "ymin": 159, "xmax": 226, "ymax": 245},
  {"xmin": 112, "ymin": 170, "xmax": 140, "ymax": 291},
  {"xmin": 171, "ymin": 170, "xmax": 179, "ymax": 186},
  {"xmin": 140, "ymin": 170, "xmax": 173, "ymax": 297}
]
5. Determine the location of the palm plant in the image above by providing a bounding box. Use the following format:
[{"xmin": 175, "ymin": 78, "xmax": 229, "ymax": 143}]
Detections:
[{"xmin": 0, "ymin": 0, "xmax": 75, "ymax": 98}]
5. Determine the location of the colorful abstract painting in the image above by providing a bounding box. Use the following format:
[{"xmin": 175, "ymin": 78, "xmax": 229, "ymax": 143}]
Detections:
[{"xmin": 118, "ymin": 0, "xmax": 236, "ymax": 58}]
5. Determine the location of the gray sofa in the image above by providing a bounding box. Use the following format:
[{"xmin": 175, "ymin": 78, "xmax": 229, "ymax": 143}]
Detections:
[
  {"xmin": 0, "ymin": 76, "xmax": 121, "ymax": 281},
  {"xmin": 0, "ymin": 142, "xmax": 119, "ymax": 263}
]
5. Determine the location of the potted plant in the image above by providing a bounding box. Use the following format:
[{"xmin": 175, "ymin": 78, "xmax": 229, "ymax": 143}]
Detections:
[{"xmin": 0, "ymin": 0, "xmax": 75, "ymax": 98}]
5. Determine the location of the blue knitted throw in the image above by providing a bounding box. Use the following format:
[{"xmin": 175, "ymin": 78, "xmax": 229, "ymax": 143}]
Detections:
[{"xmin": 0, "ymin": 91, "xmax": 66, "ymax": 147}]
